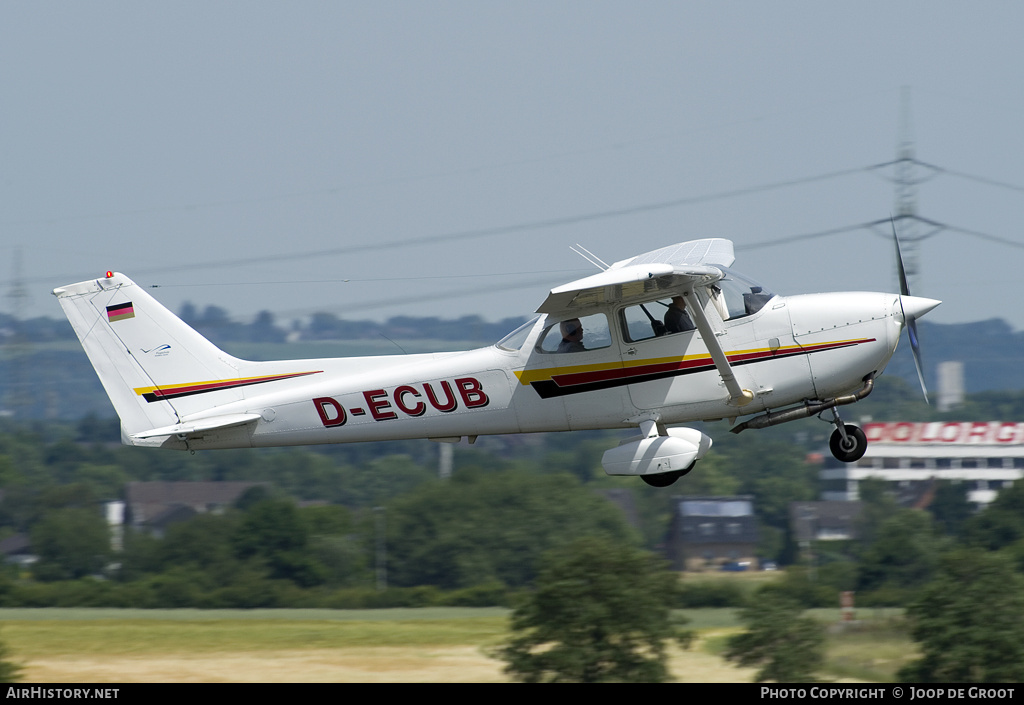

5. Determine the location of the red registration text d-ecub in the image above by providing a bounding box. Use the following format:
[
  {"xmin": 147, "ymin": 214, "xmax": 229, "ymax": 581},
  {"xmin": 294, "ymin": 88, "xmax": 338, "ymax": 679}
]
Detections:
[{"xmin": 313, "ymin": 377, "xmax": 489, "ymax": 427}]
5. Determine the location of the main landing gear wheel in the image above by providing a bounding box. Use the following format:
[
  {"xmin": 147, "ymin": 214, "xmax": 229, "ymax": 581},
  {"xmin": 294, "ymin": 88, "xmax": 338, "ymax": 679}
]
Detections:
[
  {"xmin": 829, "ymin": 424, "xmax": 867, "ymax": 463},
  {"xmin": 640, "ymin": 462, "xmax": 696, "ymax": 487}
]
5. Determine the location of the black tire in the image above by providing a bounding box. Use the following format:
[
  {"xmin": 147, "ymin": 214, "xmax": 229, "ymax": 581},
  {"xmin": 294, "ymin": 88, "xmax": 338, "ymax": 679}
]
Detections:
[
  {"xmin": 641, "ymin": 472, "xmax": 680, "ymax": 487},
  {"xmin": 829, "ymin": 424, "xmax": 867, "ymax": 463},
  {"xmin": 639, "ymin": 462, "xmax": 696, "ymax": 488}
]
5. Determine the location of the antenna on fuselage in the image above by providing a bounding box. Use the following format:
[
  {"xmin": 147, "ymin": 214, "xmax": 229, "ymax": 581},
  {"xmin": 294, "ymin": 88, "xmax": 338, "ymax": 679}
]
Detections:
[{"xmin": 570, "ymin": 244, "xmax": 610, "ymax": 271}]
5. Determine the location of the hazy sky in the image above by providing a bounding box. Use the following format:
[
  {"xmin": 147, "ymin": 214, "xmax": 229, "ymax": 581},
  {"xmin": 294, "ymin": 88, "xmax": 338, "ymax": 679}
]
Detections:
[{"xmin": 3, "ymin": 2, "xmax": 1023, "ymax": 334}]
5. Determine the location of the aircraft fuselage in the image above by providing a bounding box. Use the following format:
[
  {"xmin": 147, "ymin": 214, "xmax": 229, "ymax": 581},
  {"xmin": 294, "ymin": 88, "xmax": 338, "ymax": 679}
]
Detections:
[{"xmin": 141, "ymin": 290, "xmax": 903, "ymax": 451}]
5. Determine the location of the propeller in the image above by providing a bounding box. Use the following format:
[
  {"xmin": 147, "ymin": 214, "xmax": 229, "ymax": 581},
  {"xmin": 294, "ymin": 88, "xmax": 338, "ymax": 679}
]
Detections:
[{"xmin": 892, "ymin": 217, "xmax": 931, "ymax": 403}]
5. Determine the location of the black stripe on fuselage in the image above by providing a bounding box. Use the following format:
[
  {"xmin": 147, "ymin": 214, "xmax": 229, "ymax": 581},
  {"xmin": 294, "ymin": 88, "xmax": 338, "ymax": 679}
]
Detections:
[{"xmin": 528, "ymin": 340, "xmax": 869, "ymax": 399}]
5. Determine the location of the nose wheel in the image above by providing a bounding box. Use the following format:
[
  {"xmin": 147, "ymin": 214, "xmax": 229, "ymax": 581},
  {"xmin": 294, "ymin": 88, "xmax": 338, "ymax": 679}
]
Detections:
[
  {"xmin": 825, "ymin": 406, "xmax": 867, "ymax": 462},
  {"xmin": 830, "ymin": 425, "xmax": 867, "ymax": 462}
]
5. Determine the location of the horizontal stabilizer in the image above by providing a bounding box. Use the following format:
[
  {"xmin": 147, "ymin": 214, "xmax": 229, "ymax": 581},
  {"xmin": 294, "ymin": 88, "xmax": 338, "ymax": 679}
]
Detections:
[{"xmin": 131, "ymin": 413, "xmax": 262, "ymax": 440}]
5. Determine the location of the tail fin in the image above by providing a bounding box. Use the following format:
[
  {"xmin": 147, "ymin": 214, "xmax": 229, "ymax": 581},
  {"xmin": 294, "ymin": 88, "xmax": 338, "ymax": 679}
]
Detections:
[{"xmin": 54, "ymin": 273, "xmax": 251, "ymax": 440}]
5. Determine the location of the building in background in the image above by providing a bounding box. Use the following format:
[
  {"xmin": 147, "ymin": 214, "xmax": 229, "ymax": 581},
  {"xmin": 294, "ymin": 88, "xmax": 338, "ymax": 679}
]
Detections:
[
  {"xmin": 821, "ymin": 421, "xmax": 1024, "ymax": 507},
  {"xmin": 790, "ymin": 501, "xmax": 863, "ymax": 543},
  {"xmin": 666, "ymin": 496, "xmax": 759, "ymax": 571},
  {"xmin": 124, "ymin": 481, "xmax": 268, "ymax": 538},
  {"xmin": 936, "ymin": 361, "xmax": 965, "ymax": 413}
]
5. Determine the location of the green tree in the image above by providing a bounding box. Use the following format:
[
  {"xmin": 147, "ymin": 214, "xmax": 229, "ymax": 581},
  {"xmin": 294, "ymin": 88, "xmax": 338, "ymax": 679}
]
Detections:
[
  {"xmin": 899, "ymin": 549, "xmax": 1024, "ymax": 683},
  {"xmin": 387, "ymin": 472, "xmax": 636, "ymax": 589},
  {"xmin": 715, "ymin": 434, "xmax": 817, "ymax": 529},
  {"xmin": 248, "ymin": 310, "xmax": 285, "ymax": 343},
  {"xmin": 233, "ymin": 498, "xmax": 325, "ymax": 587},
  {"xmin": 964, "ymin": 481, "xmax": 1024, "ymax": 551},
  {"xmin": 116, "ymin": 528, "xmax": 162, "ymax": 582},
  {"xmin": 233, "ymin": 498, "xmax": 308, "ymax": 558},
  {"xmin": 725, "ymin": 588, "xmax": 825, "ymax": 682},
  {"xmin": 853, "ymin": 477, "xmax": 900, "ymax": 547},
  {"xmin": 302, "ymin": 504, "xmax": 370, "ymax": 587},
  {"xmin": 856, "ymin": 508, "xmax": 941, "ymax": 599},
  {"xmin": 157, "ymin": 512, "xmax": 240, "ymax": 583},
  {"xmin": 927, "ymin": 481, "xmax": 972, "ymax": 538},
  {"xmin": 710, "ymin": 433, "xmax": 817, "ymax": 562},
  {"xmin": 498, "ymin": 537, "xmax": 691, "ymax": 683},
  {"xmin": 30, "ymin": 507, "xmax": 111, "ymax": 581}
]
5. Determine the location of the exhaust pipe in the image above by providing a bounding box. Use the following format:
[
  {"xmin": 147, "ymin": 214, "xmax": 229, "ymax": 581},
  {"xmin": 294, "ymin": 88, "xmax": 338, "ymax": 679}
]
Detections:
[{"xmin": 730, "ymin": 374, "xmax": 875, "ymax": 434}]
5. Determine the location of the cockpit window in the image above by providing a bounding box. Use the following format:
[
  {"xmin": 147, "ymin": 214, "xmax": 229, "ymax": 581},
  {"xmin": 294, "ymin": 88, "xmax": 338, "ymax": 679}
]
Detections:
[
  {"xmin": 711, "ymin": 268, "xmax": 774, "ymax": 320},
  {"xmin": 621, "ymin": 298, "xmax": 696, "ymax": 343},
  {"xmin": 537, "ymin": 312, "xmax": 611, "ymax": 354},
  {"xmin": 495, "ymin": 316, "xmax": 539, "ymax": 352}
]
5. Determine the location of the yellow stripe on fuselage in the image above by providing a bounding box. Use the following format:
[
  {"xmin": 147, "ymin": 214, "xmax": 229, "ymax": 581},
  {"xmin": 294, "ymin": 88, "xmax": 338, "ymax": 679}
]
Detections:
[{"xmin": 512, "ymin": 341, "xmax": 822, "ymax": 386}]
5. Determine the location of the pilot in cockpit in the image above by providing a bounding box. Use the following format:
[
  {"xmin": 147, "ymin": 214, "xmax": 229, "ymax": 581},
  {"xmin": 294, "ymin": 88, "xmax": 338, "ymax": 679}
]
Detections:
[
  {"xmin": 557, "ymin": 318, "xmax": 587, "ymax": 353},
  {"xmin": 664, "ymin": 296, "xmax": 696, "ymax": 333}
]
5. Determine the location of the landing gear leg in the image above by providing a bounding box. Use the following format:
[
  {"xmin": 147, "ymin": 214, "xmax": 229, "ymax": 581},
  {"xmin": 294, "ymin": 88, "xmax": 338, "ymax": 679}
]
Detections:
[{"xmin": 826, "ymin": 407, "xmax": 867, "ymax": 463}]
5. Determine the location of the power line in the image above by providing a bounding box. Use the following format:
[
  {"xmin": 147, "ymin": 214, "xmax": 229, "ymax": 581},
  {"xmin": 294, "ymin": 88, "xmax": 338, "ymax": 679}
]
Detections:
[
  {"xmin": 741, "ymin": 133, "xmax": 1024, "ymax": 256},
  {"xmin": 867, "ymin": 157, "xmax": 1024, "ymax": 194},
  {"xmin": 942, "ymin": 224, "xmax": 1024, "ymax": 250},
  {"xmin": 142, "ymin": 165, "xmax": 864, "ymax": 271},
  {"xmin": 926, "ymin": 164, "xmax": 1024, "ymax": 195},
  {"xmin": 14, "ymin": 165, "xmax": 872, "ymax": 285},
  {"xmin": 272, "ymin": 274, "xmax": 565, "ymax": 318},
  {"xmin": 737, "ymin": 223, "xmax": 875, "ymax": 251},
  {"xmin": 8, "ymin": 158, "xmax": 1024, "ymax": 290},
  {"xmin": 739, "ymin": 213, "xmax": 1024, "ymax": 252}
]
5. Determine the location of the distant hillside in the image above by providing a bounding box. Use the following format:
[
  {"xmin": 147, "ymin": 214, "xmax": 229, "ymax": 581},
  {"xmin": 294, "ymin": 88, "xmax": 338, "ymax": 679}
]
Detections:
[
  {"xmin": 884, "ymin": 318, "xmax": 1024, "ymax": 396},
  {"xmin": 1, "ymin": 312, "xmax": 1020, "ymax": 420}
]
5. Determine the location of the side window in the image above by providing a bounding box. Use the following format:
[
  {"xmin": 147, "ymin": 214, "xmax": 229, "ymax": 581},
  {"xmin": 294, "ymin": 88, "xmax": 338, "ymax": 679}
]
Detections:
[
  {"xmin": 621, "ymin": 298, "xmax": 696, "ymax": 343},
  {"xmin": 537, "ymin": 312, "xmax": 611, "ymax": 353}
]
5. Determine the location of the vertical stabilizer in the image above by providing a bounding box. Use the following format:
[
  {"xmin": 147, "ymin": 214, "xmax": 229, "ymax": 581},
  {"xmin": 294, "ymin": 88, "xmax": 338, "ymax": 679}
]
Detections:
[{"xmin": 53, "ymin": 273, "xmax": 247, "ymax": 439}]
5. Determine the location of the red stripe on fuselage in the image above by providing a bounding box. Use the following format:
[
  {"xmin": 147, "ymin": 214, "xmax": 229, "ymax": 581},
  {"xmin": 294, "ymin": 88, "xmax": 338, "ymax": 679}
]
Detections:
[{"xmin": 545, "ymin": 339, "xmax": 874, "ymax": 390}]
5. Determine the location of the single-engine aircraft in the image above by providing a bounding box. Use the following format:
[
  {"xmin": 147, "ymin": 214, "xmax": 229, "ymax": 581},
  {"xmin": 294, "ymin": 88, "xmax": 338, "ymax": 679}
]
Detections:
[{"xmin": 53, "ymin": 237, "xmax": 939, "ymax": 487}]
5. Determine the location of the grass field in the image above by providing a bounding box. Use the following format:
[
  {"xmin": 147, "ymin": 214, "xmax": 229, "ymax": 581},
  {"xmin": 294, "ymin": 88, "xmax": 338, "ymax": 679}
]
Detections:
[{"xmin": 0, "ymin": 606, "xmax": 914, "ymax": 683}]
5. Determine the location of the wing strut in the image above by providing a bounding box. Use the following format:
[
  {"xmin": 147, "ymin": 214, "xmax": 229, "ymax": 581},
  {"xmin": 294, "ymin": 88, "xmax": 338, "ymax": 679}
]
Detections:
[{"xmin": 681, "ymin": 288, "xmax": 754, "ymax": 407}]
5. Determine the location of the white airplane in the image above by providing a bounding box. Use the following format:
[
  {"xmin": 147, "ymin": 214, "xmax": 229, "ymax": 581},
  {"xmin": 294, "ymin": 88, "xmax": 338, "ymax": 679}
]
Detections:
[{"xmin": 53, "ymin": 237, "xmax": 939, "ymax": 487}]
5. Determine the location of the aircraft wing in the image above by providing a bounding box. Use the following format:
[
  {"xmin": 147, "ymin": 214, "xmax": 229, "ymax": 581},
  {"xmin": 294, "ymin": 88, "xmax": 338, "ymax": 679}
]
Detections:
[
  {"xmin": 610, "ymin": 238, "xmax": 735, "ymax": 270},
  {"xmin": 537, "ymin": 238, "xmax": 732, "ymax": 314}
]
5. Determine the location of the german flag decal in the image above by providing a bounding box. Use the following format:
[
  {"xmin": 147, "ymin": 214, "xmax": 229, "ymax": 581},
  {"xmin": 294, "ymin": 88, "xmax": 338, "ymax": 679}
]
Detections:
[
  {"xmin": 134, "ymin": 371, "xmax": 322, "ymax": 403},
  {"xmin": 106, "ymin": 302, "xmax": 135, "ymax": 322}
]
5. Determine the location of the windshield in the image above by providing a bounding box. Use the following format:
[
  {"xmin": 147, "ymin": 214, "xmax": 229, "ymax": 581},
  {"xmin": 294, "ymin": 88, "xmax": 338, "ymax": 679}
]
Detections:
[
  {"xmin": 712, "ymin": 267, "xmax": 774, "ymax": 320},
  {"xmin": 495, "ymin": 316, "xmax": 540, "ymax": 351}
]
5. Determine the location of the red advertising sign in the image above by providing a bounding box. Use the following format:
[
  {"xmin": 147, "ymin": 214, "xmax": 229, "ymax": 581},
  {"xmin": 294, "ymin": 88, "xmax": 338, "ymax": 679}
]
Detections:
[{"xmin": 863, "ymin": 422, "xmax": 1024, "ymax": 445}]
